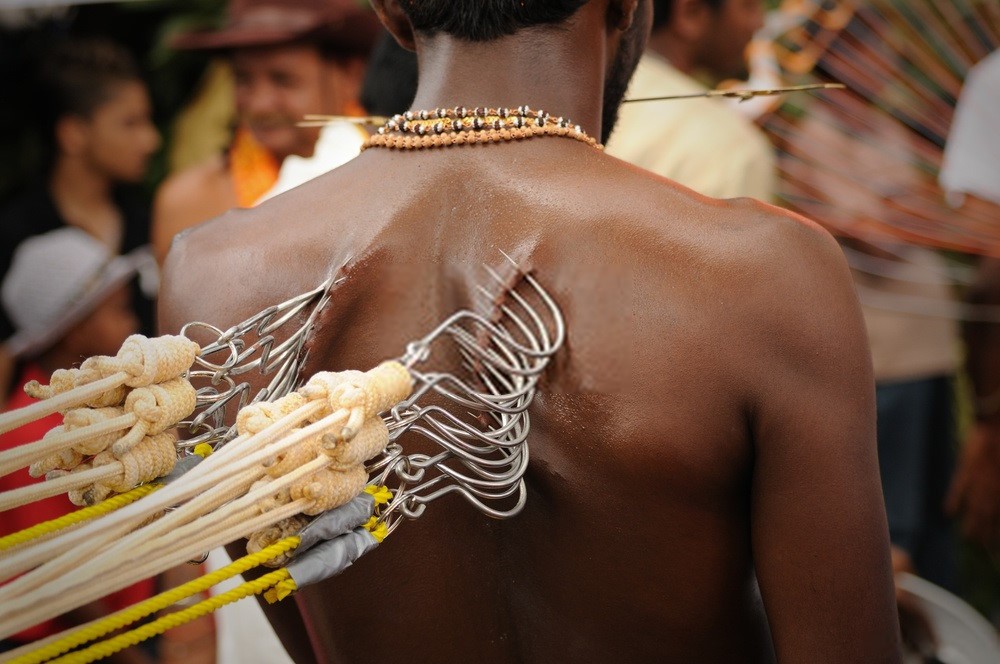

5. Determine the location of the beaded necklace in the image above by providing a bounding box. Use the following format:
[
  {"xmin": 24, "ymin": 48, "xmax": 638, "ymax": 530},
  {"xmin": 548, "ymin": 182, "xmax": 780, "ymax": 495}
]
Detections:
[{"xmin": 361, "ymin": 106, "xmax": 602, "ymax": 151}]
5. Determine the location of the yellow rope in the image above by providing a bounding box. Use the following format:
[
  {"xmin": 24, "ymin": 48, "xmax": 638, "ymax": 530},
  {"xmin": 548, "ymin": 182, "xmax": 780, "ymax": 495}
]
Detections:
[
  {"xmin": 362, "ymin": 516, "xmax": 389, "ymax": 543},
  {"xmin": 10, "ymin": 536, "xmax": 300, "ymax": 664},
  {"xmin": 0, "ymin": 485, "xmax": 158, "ymax": 553},
  {"xmin": 263, "ymin": 576, "xmax": 297, "ymax": 604},
  {"xmin": 44, "ymin": 569, "xmax": 291, "ymax": 664}
]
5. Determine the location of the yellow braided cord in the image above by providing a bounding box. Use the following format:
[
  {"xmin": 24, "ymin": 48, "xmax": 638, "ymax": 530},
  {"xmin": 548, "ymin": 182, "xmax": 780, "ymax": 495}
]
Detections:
[
  {"xmin": 0, "ymin": 485, "xmax": 159, "ymax": 552},
  {"xmin": 43, "ymin": 569, "xmax": 291, "ymax": 664},
  {"xmin": 362, "ymin": 516, "xmax": 389, "ymax": 543},
  {"xmin": 10, "ymin": 536, "xmax": 300, "ymax": 664},
  {"xmin": 364, "ymin": 484, "xmax": 393, "ymax": 505},
  {"xmin": 192, "ymin": 443, "xmax": 213, "ymax": 458},
  {"xmin": 263, "ymin": 577, "xmax": 297, "ymax": 604}
]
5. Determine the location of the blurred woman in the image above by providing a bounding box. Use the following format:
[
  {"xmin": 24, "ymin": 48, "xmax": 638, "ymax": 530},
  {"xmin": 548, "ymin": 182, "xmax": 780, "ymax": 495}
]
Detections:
[{"xmin": 0, "ymin": 37, "xmax": 161, "ymax": 402}]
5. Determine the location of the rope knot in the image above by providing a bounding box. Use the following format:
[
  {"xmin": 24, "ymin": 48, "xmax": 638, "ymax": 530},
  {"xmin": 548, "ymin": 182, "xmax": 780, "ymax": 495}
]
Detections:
[
  {"xmin": 65, "ymin": 406, "xmax": 127, "ymax": 455},
  {"xmin": 80, "ymin": 433, "xmax": 177, "ymax": 505},
  {"xmin": 262, "ymin": 435, "xmax": 320, "ymax": 479},
  {"xmin": 250, "ymin": 477, "xmax": 291, "ymax": 514},
  {"xmin": 247, "ymin": 515, "xmax": 308, "ymax": 568},
  {"xmin": 235, "ymin": 393, "xmax": 307, "ymax": 436},
  {"xmin": 114, "ymin": 379, "xmax": 196, "ymax": 457},
  {"xmin": 92, "ymin": 335, "xmax": 200, "ymax": 388},
  {"xmin": 28, "ymin": 426, "xmax": 84, "ymax": 477},
  {"xmin": 301, "ymin": 364, "xmax": 411, "ymax": 439},
  {"xmin": 300, "ymin": 371, "xmax": 363, "ymax": 410},
  {"xmin": 321, "ymin": 417, "xmax": 389, "ymax": 469},
  {"xmin": 290, "ymin": 464, "xmax": 367, "ymax": 516},
  {"xmin": 24, "ymin": 363, "xmax": 127, "ymax": 407}
]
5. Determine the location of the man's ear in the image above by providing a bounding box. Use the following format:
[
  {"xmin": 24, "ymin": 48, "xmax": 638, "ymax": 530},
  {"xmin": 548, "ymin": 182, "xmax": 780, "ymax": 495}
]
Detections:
[
  {"xmin": 54, "ymin": 115, "xmax": 88, "ymax": 157},
  {"xmin": 369, "ymin": 0, "xmax": 416, "ymax": 51},
  {"xmin": 608, "ymin": 0, "xmax": 641, "ymax": 31}
]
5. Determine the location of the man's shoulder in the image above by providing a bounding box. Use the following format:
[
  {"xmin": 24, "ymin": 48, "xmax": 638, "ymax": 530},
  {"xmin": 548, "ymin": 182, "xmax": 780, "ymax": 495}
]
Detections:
[
  {"xmin": 696, "ymin": 197, "xmax": 856, "ymax": 340},
  {"xmin": 163, "ymin": 203, "xmax": 260, "ymax": 286},
  {"xmin": 617, "ymin": 167, "xmax": 845, "ymax": 312},
  {"xmin": 698, "ymin": 195, "xmax": 842, "ymax": 287},
  {"xmin": 565, "ymin": 154, "xmax": 832, "ymax": 291},
  {"xmin": 609, "ymin": 155, "xmax": 811, "ymax": 243},
  {"xmin": 159, "ymin": 189, "xmax": 330, "ymax": 335},
  {"xmin": 164, "ymin": 154, "xmax": 358, "ymax": 259}
]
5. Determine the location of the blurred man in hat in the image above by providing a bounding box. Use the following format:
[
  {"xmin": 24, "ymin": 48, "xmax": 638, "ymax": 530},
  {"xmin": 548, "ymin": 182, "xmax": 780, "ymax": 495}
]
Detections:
[{"xmin": 151, "ymin": 0, "xmax": 381, "ymax": 264}]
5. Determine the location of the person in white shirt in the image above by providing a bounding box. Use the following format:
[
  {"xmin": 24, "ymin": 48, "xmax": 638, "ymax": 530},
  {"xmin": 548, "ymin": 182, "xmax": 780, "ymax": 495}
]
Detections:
[
  {"xmin": 606, "ymin": 0, "xmax": 774, "ymax": 201},
  {"xmin": 940, "ymin": 50, "xmax": 1000, "ymax": 551}
]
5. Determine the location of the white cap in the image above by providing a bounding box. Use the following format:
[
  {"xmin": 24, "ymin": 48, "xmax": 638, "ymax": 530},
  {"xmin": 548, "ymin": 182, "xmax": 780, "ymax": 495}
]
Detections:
[
  {"xmin": 895, "ymin": 572, "xmax": 1000, "ymax": 663},
  {"xmin": 940, "ymin": 50, "xmax": 1000, "ymax": 207},
  {"xmin": 1, "ymin": 227, "xmax": 150, "ymax": 359}
]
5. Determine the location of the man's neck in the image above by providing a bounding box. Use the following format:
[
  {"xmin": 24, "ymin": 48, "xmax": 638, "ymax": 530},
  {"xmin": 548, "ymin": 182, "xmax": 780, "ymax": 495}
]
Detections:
[
  {"xmin": 48, "ymin": 155, "xmax": 123, "ymax": 249},
  {"xmin": 409, "ymin": 24, "xmax": 607, "ymax": 140},
  {"xmin": 49, "ymin": 156, "xmax": 115, "ymax": 212}
]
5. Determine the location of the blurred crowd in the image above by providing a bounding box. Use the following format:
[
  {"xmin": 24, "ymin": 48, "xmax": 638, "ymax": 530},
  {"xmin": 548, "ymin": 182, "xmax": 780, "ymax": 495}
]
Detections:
[{"xmin": 0, "ymin": 0, "xmax": 998, "ymax": 662}]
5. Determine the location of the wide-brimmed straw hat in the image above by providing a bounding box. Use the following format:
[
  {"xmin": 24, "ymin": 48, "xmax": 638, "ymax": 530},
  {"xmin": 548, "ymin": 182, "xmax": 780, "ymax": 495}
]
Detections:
[
  {"xmin": 171, "ymin": 0, "xmax": 381, "ymax": 55},
  {"xmin": 1, "ymin": 227, "xmax": 150, "ymax": 360}
]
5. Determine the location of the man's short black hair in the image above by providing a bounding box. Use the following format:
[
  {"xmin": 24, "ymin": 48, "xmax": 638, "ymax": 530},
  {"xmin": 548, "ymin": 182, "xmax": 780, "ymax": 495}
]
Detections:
[
  {"xmin": 652, "ymin": 0, "xmax": 727, "ymax": 31},
  {"xmin": 399, "ymin": 0, "xmax": 591, "ymax": 41},
  {"xmin": 361, "ymin": 33, "xmax": 419, "ymax": 116},
  {"xmin": 37, "ymin": 38, "xmax": 141, "ymax": 132},
  {"xmin": 31, "ymin": 38, "xmax": 143, "ymax": 168}
]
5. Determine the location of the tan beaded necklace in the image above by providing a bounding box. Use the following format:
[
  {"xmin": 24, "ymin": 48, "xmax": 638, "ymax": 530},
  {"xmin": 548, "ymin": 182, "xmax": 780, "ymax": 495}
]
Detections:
[{"xmin": 361, "ymin": 106, "xmax": 603, "ymax": 151}]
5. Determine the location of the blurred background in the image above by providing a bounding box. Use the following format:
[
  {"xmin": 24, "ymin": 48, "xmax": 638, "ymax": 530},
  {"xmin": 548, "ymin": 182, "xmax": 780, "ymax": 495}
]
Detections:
[{"xmin": 0, "ymin": 0, "xmax": 228, "ymax": 199}]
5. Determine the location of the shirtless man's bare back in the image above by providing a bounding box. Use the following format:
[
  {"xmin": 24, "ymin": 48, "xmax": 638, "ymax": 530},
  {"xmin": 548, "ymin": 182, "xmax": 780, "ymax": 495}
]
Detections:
[{"xmin": 159, "ymin": 1, "xmax": 901, "ymax": 661}]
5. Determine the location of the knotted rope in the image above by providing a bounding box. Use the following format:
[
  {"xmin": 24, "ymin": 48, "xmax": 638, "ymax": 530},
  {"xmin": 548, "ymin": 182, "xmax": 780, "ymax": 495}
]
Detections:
[{"xmin": 0, "ymin": 336, "xmax": 199, "ymax": 480}]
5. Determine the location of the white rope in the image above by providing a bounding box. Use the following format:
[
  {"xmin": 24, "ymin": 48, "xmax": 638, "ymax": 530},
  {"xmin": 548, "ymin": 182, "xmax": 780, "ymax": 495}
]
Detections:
[
  {"xmin": 0, "ymin": 415, "xmax": 133, "ymax": 479},
  {"xmin": 0, "ymin": 499, "xmax": 308, "ymax": 640},
  {"xmin": 0, "ymin": 465, "xmax": 118, "ymax": 513},
  {"xmin": 0, "ymin": 401, "xmax": 320, "ymax": 587},
  {"xmin": 0, "ymin": 373, "xmax": 128, "ymax": 437}
]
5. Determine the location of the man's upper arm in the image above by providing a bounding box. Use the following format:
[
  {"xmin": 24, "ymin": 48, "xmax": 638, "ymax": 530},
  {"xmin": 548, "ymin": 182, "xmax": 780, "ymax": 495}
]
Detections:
[
  {"xmin": 156, "ymin": 227, "xmax": 321, "ymax": 664},
  {"xmin": 157, "ymin": 230, "xmax": 194, "ymax": 336},
  {"xmin": 151, "ymin": 175, "xmax": 199, "ymax": 268},
  {"xmin": 744, "ymin": 214, "xmax": 900, "ymax": 662}
]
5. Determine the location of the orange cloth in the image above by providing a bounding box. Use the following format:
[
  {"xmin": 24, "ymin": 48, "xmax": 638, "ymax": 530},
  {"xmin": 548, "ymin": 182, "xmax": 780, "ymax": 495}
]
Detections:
[{"xmin": 230, "ymin": 127, "xmax": 280, "ymax": 208}]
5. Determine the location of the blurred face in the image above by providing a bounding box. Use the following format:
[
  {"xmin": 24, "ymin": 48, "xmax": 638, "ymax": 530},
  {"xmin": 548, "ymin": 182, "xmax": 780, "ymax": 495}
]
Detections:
[
  {"xmin": 232, "ymin": 44, "xmax": 360, "ymax": 162},
  {"xmin": 81, "ymin": 80, "xmax": 161, "ymax": 183},
  {"xmin": 697, "ymin": 0, "xmax": 764, "ymax": 81},
  {"xmin": 62, "ymin": 286, "xmax": 139, "ymax": 359}
]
